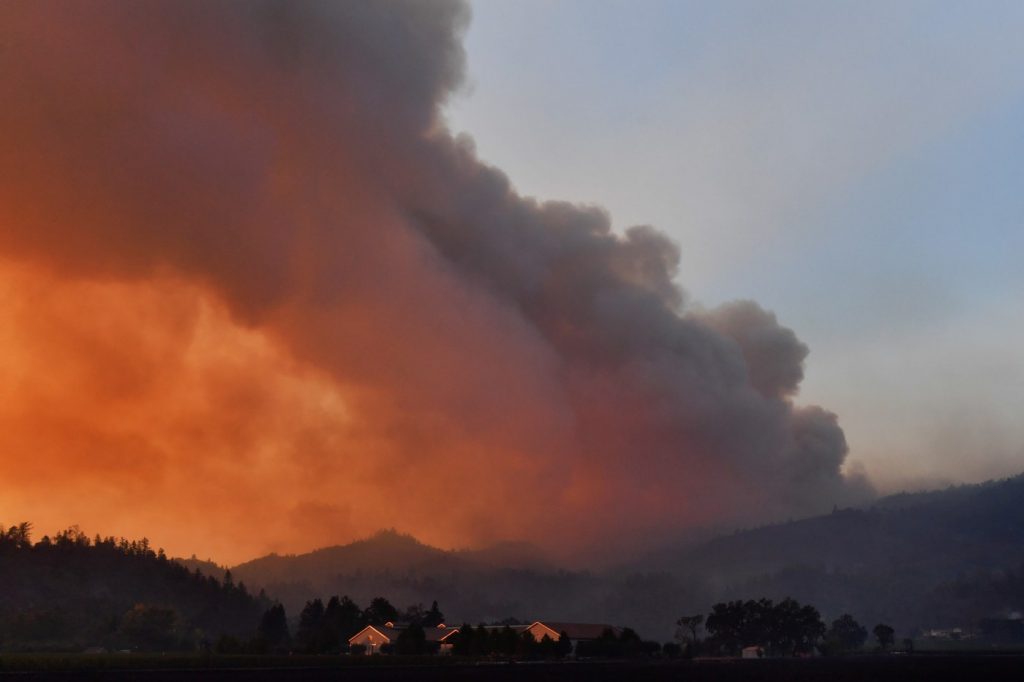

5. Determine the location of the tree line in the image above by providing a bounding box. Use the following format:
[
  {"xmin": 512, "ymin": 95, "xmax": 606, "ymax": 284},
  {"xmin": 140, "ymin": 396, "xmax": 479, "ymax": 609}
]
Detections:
[{"xmin": 675, "ymin": 598, "xmax": 900, "ymax": 657}]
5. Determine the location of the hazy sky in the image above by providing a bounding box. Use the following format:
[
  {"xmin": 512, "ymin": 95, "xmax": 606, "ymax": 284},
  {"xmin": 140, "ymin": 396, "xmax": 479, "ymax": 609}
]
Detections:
[{"xmin": 445, "ymin": 0, "xmax": 1024, "ymax": 491}]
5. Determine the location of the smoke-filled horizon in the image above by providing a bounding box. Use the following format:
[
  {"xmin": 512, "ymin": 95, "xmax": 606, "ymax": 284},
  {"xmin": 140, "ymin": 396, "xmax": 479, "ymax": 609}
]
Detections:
[{"xmin": 0, "ymin": 1, "xmax": 872, "ymax": 563}]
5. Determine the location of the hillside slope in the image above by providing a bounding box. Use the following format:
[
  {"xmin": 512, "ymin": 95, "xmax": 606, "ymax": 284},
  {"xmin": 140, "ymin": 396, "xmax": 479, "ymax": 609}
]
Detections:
[
  {"xmin": 231, "ymin": 530, "xmax": 611, "ymax": 631},
  {"xmin": 642, "ymin": 474, "xmax": 1024, "ymax": 633},
  {"xmin": 0, "ymin": 525, "xmax": 268, "ymax": 652},
  {"xmin": 233, "ymin": 530, "xmax": 463, "ymax": 586}
]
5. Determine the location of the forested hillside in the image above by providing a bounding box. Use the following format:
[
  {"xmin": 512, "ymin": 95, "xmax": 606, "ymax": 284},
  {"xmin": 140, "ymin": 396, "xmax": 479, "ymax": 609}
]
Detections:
[
  {"xmin": 0, "ymin": 524, "xmax": 269, "ymax": 652},
  {"xmin": 643, "ymin": 474, "xmax": 1024, "ymax": 634}
]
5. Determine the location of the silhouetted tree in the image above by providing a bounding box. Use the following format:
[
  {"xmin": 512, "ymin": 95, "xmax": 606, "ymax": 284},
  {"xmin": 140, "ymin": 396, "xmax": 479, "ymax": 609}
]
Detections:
[
  {"xmin": 676, "ymin": 614, "xmax": 704, "ymax": 655},
  {"xmin": 515, "ymin": 629, "xmax": 536, "ymax": 657},
  {"xmin": 620, "ymin": 627, "xmax": 642, "ymax": 657},
  {"xmin": 118, "ymin": 604, "xmax": 180, "ymax": 651},
  {"xmin": 576, "ymin": 628, "xmax": 626, "ymax": 658},
  {"xmin": 325, "ymin": 595, "xmax": 364, "ymax": 641},
  {"xmin": 395, "ymin": 622, "xmax": 427, "ymax": 655},
  {"xmin": 706, "ymin": 600, "xmax": 764, "ymax": 654},
  {"xmin": 257, "ymin": 604, "xmax": 290, "ymax": 651},
  {"xmin": 1, "ymin": 521, "xmax": 32, "ymax": 549},
  {"xmin": 772, "ymin": 598, "xmax": 825, "ymax": 656},
  {"xmin": 825, "ymin": 614, "xmax": 867, "ymax": 654},
  {"xmin": 363, "ymin": 597, "xmax": 398, "ymax": 625},
  {"xmin": 536, "ymin": 633, "xmax": 556, "ymax": 658},
  {"xmin": 874, "ymin": 623, "xmax": 895, "ymax": 651},
  {"xmin": 401, "ymin": 603, "xmax": 425, "ymax": 624},
  {"xmin": 450, "ymin": 623, "xmax": 474, "ymax": 656},
  {"xmin": 471, "ymin": 624, "xmax": 491, "ymax": 656},
  {"xmin": 491, "ymin": 625, "xmax": 515, "ymax": 655},
  {"xmin": 296, "ymin": 598, "xmax": 325, "ymax": 653},
  {"xmin": 422, "ymin": 600, "xmax": 445, "ymax": 627},
  {"xmin": 556, "ymin": 631, "xmax": 573, "ymax": 658}
]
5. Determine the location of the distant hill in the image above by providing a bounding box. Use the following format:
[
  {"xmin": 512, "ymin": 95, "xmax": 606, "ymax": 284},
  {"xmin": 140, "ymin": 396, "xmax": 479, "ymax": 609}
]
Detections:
[
  {"xmin": 0, "ymin": 525, "xmax": 269, "ymax": 652},
  {"xmin": 233, "ymin": 530, "xmax": 555, "ymax": 587},
  {"xmin": 226, "ymin": 475, "xmax": 1024, "ymax": 640},
  {"xmin": 646, "ymin": 474, "xmax": 1024, "ymax": 580},
  {"xmin": 174, "ymin": 554, "xmax": 227, "ymax": 579},
  {"xmin": 639, "ymin": 473, "xmax": 1024, "ymax": 634},
  {"xmin": 230, "ymin": 530, "xmax": 604, "ymax": 630},
  {"xmin": 233, "ymin": 530, "xmax": 462, "ymax": 586}
]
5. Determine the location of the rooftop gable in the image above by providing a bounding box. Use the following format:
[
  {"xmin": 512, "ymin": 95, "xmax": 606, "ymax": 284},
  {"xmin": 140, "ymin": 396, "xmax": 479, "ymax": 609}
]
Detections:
[{"xmin": 348, "ymin": 624, "xmax": 394, "ymax": 645}]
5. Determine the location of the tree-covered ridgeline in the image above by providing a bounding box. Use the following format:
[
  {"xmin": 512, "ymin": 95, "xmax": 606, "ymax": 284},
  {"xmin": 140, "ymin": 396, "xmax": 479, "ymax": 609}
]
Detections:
[{"xmin": 0, "ymin": 522, "xmax": 271, "ymax": 652}]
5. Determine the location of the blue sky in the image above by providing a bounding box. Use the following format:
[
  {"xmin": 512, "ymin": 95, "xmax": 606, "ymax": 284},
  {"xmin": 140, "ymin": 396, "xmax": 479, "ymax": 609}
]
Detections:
[{"xmin": 445, "ymin": 0, "xmax": 1024, "ymax": 491}]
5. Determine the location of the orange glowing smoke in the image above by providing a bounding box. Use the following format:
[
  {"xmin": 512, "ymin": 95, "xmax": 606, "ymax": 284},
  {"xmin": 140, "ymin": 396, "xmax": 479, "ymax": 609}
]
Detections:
[{"xmin": 0, "ymin": 1, "xmax": 869, "ymax": 563}]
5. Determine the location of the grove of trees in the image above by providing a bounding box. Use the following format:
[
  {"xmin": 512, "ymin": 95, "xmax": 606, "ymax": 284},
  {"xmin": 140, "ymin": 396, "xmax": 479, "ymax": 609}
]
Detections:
[
  {"xmin": 704, "ymin": 598, "xmax": 826, "ymax": 656},
  {"xmin": 822, "ymin": 613, "xmax": 868, "ymax": 654}
]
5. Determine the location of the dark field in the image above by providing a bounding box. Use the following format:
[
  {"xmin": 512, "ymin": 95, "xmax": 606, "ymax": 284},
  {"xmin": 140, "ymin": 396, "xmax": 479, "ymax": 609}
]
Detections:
[{"xmin": 2, "ymin": 655, "xmax": 1024, "ymax": 681}]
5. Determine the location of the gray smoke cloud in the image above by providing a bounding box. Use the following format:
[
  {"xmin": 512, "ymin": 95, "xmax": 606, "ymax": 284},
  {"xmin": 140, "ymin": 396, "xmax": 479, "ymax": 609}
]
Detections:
[{"xmin": 0, "ymin": 0, "xmax": 872, "ymax": 557}]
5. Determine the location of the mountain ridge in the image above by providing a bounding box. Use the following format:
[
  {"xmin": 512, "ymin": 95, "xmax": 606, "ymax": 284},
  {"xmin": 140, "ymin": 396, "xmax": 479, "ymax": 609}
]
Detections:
[{"xmin": 218, "ymin": 472, "xmax": 1024, "ymax": 639}]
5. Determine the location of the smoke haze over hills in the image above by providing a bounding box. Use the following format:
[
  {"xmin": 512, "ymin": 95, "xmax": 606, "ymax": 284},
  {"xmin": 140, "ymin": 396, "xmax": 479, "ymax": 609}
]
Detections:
[{"xmin": 224, "ymin": 474, "xmax": 1024, "ymax": 640}]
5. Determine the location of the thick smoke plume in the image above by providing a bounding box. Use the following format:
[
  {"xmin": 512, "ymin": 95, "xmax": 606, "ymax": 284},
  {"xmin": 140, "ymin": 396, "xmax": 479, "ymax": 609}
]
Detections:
[{"xmin": 0, "ymin": 0, "xmax": 871, "ymax": 562}]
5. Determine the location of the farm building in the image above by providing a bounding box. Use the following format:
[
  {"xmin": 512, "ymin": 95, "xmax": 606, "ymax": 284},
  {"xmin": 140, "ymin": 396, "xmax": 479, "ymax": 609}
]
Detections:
[
  {"xmin": 348, "ymin": 622, "xmax": 460, "ymax": 654},
  {"xmin": 523, "ymin": 621, "xmax": 621, "ymax": 646}
]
